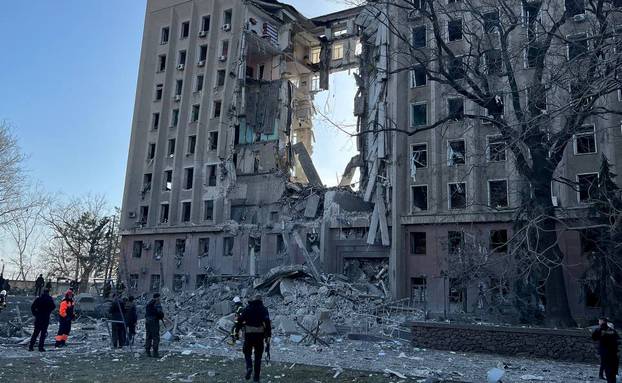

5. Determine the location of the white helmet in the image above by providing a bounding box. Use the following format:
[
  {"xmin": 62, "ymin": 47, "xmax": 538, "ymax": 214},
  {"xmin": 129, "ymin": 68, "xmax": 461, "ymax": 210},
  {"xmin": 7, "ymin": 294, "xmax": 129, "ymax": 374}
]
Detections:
[
  {"xmin": 233, "ymin": 296, "xmax": 241, "ymax": 304},
  {"xmin": 0, "ymin": 290, "xmax": 6, "ymax": 296}
]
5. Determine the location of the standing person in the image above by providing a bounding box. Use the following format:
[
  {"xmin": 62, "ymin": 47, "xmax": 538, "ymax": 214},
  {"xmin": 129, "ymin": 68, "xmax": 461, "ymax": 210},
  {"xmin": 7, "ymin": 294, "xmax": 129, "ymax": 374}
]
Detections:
[
  {"xmin": 45, "ymin": 280, "xmax": 53, "ymax": 295},
  {"xmin": 592, "ymin": 317, "xmax": 620, "ymax": 383},
  {"xmin": 29, "ymin": 289, "xmax": 56, "ymax": 352},
  {"xmin": 34, "ymin": 274, "xmax": 45, "ymax": 296},
  {"xmin": 233, "ymin": 294, "xmax": 272, "ymax": 382},
  {"xmin": 0, "ymin": 290, "xmax": 7, "ymax": 311},
  {"xmin": 145, "ymin": 293, "xmax": 164, "ymax": 357},
  {"xmin": 124, "ymin": 296, "xmax": 138, "ymax": 346},
  {"xmin": 0, "ymin": 273, "xmax": 5, "ymax": 291},
  {"xmin": 54, "ymin": 290, "xmax": 75, "ymax": 347},
  {"xmin": 108, "ymin": 294, "xmax": 126, "ymax": 348}
]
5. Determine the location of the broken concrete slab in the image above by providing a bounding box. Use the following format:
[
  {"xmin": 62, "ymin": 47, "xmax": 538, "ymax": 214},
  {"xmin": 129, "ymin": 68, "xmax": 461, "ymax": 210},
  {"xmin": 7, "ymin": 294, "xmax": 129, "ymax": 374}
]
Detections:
[
  {"xmin": 303, "ymin": 194, "xmax": 321, "ymax": 218},
  {"xmin": 292, "ymin": 142, "xmax": 323, "ymax": 188},
  {"xmin": 212, "ymin": 301, "xmax": 233, "ymax": 316},
  {"xmin": 253, "ymin": 264, "xmax": 313, "ymax": 289},
  {"xmin": 338, "ymin": 155, "xmax": 362, "ymax": 187}
]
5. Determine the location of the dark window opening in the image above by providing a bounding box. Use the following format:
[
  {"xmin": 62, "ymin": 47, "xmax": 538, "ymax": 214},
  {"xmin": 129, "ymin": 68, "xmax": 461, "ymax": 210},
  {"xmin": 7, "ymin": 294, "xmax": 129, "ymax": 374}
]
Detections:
[
  {"xmin": 448, "ymin": 56, "xmax": 465, "ymax": 80},
  {"xmin": 448, "ymin": 231, "xmax": 464, "ymax": 254},
  {"xmin": 155, "ymin": 84, "xmax": 163, "ymax": 100},
  {"xmin": 199, "ymin": 45, "xmax": 208, "ymax": 62},
  {"xmin": 207, "ymin": 165, "xmax": 217, "ymax": 186},
  {"xmin": 161, "ymin": 27, "xmax": 169, "ymax": 44},
  {"xmin": 163, "ymin": 170, "xmax": 173, "ymax": 191},
  {"xmin": 154, "ymin": 240, "xmax": 164, "ymax": 259},
  {"xmin": 167, "ymin": 138, "xmax": 176, "ymax": 156},
  {"xmin": 181, "ymin": 202, "xmax": 192, "ymax": 222},
  {"xmin": 487, "ymin": 136, "xmax": 506, "ymax": 161},
  {"xmin": 411, "ymin": 277, "xmax": 427, "ymax": 303},
  {"xmin": 223, "ymin": 237, "xmax": 234, "ymax": 257},
  {"xmin": 449, "ymin": 278, "xmax": 464, "ymax": 303},
  {"xmin": 176, "ymin": 238, "xmax": 186, "ymax": 257},
  {"xmin": 158, "ymin": 54, "xmax": 167, "ymax": 72},
  {"xmin": 181, "ymin": 21, "xmax": 190, "ymax": 39},
  {"xmin": 566, "ymin": 0, "xmax": 585, "ymax": 16},
  {"xmin": 412, "ymin": 26, "xmax": 426, "ymax": 48},
  {"xmin": 449, "ymin": 182, "xmax": 467, "ymax": 209},
  {"xmin": 173, "ymin": 274, "xmax": 184, "ymax": 292},
  {"xmin": 409, "ymin": 232, "xmax": 427, "ymax": 255},
  {"xmin": 139, "ymin": 206, "xmax": 149, "ymax": 223},
  {"xmin": 191, "ymin": 104, "xmax": 200, "ymax": 122},
  {"xmin": 147, "ymin": 143, "xmax": 156, "ymax": 160},
  {"xmin": 178, "ymin": 50, "xmax": 187, "ymax": 66},
  {"xmin": 217, "ymin": 70, "xmax": 226, "ymax": 86},
  {"xmin": 171, "ymin": 109, "xmax": 179, "ymax": 127},
  {"xmin": 150, "ymin": 274, "xmax": 160, "ymax": 292},
  {"xmin": 489, "ymin": 180, "xmax": 509, "ymax": 208},
  {"xmin": 276, "ymin": 234, "xmax": 286, "ymax": 254},
  {"xmin": 578, "ymin": 173, "xmax": 598, "ymax": 202},
  {"xmin": 196, "ymin": 274, "xmax": 207, "ymax": 289},
  {"xmin": 412, "ymin": 144, "xmax": 427, "ymax": 168},
  {"xmin": 448, "ymin": 140, "xmax": 466, "ymax": 166},
  {"xmin": 129, "ymin": 274, "xmax": 139, "ymax": 289},
  {"xmin": 568, "ymin": 34, "xmax": 588, "ymax": 60},
  {"xmin": 152, "ymin": 113, "xmax": 160, "ymax": 129},
  {"xmin": 213, "ymin": 101, "xmax": 222, "ymax": 118},
  {"xmin": 411, "ymin": 103, "xmax": 427, "ymax": 126},
  {"xmin": 448, "ymin": 19, "xmax": 463, "ymax": 41},
  {"xmin": 485, "ymin": 49, "xmax": 502, "ymax": 75},
  {"xmin": 132, "ymin": 241, "xmax": 143, "ymax": 258},
  {"xmin": 483, "ymin": 11, "xmax": 499, "ymax": 33},
  {"xmin": 209, "ymin": 131, "xmax": 219, "ymax": 151},
  {"xmin": 490, "ymin": 229, "xmax": 508, "ymax": 253},
  {"xmin": 160, "ymin": 204, "xmax": 169, "ymax": 223},
  {"xmin": 412, "ymin": 65, "xmax": 427, "ymax": 86},
  {"xmin": 199, "ymin": 237, "xmax": 210, "ymax": 257},
  {"xmin": 201, "ymin": 16, "xmax": 211, "ymax": 32},
  {"xmin": 184, "ymin": 167, "xmax": 194, "ymax": 190},
  {"xmin": 204, "ymin": 200, "xmax": 214, "ymax": 221},
  {"xmin": 196, "ymin": 75, "xmax": 204, "ymax": 92},
  {"xmin": 575, "ymin": 126, "xmax": 596, "ymax": 154},
  {"xmin": 448, "ymin": 98, "xmax": 464, "ymax": 120},
  {"xmin": 187, "ymin": 135, "xmax": 196, "ymax": 155},
  {"xmin": 412, "ymin": 185, "xmax": 428, "ymax": 211},
  {"xmin": 175, "ymin": 79, "xmax": 183, "ymax": 96}
]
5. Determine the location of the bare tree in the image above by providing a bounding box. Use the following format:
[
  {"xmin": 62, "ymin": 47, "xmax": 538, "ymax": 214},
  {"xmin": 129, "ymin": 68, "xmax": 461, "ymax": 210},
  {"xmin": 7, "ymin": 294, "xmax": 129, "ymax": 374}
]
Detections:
[{"xmin": 0, "ymin": 121, "xmax": 27, "ymax": 227}]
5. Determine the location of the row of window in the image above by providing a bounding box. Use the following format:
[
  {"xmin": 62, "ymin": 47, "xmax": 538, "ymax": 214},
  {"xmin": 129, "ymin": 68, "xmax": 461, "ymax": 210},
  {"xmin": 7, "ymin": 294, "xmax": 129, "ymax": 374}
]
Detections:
[
  {"xmin": 132, "ymin": 273, "xmax": 211, "ymax": 292},
  {"xmin": 132, "ymin": 235, "xmax": 232, "ymax": 260},
  {"xmin": 159, "ymin": 9, "xmax": 231, "ymax": 45},
  {"xmin": 408, "ymin": 229, "xmax": 509, "ymax": 256},
  {"xmin": 156, "ymin": 40, "xmax": 230, "ymax": 75},
  {"xmin": 150, "ymin": 98, "xmax": 223, "ymax": 130},
  {"xmin": 146, "ymin": 131, "xmax": 219, "ymax": 163}
]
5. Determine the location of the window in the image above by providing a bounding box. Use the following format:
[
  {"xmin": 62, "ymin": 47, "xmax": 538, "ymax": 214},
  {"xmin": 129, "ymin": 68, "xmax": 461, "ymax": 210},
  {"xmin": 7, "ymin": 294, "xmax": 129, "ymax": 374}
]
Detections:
[
  {"xmin": 410, "ymin": 103, "xmax": 427, "ymax": 127},
  {"xmin": 199, "ymin": 45, "xmax": 208, "ymax": 62},
  {"xmin": 147, "ymin": 143, "xmax": 156, "ymax": 160},
  {"xmin": 201, "ymin": 15, "xmax": 211, "ymax": 32},
  {"xmin": 150, "ymin": 274, "xmax": 160, "ymax": 292},
  {"xmin": 154, "ymin": 240, "xmax": 164, "ymax": 259},
  {"xmin": 143, "ymin": 173, "xmax": 152, "ymax": 192},
  {"xmin": 528, "ymin": 86, "xmax": 547, "ymax": 112},
  {"xmin": 163, "ymin": 170, "xmax": 173, "ymax": 191},
  {"xmin": 158, "ymin": 54, "xmax": 167, "ymax": 72},
  {"xmin": 160, "ymin": 203, "xmax": 169, "ymax": 223},
  {"xmin": 216, "ymin": 70, "xmax": 226, "ymax": 86},
  {"xmin": 221, "ymin": 40, "xmax": 229, "ymax": 58},
  {"xmin": 333, "ymin": 26, "xmax": 348, "ymax": 37},
  {"xmin": 410, "ymin": 65, "xmax": 427, "ymax": 87},
  {"xmin": 139, "ymin": 206, "xmax": 149, "ymax": 223},
  {"xmin": 183, "ymin": 168, "xmax": 194, "ymax": 189},
  {"xmin": 208, "ymin": 131, "xmax": 219, "ymax": 151},
  {"xmin": 213, "ymin": 101, "xmax": 222, "ymax": 118},
  {"xmin": 175, "ymin": 79, "xmax": 183, "ymax": 96},
  {"xmin": 152, "ymin": 113, "xmax": 160, "ymax": 129},
  {"xmin": 490, "ymin": 229, "xmax": 508, "ymax": 253},
  {"xmin": 412, "ymin": 185, "xmax": 428, "ymax": 211},
  {"xmin": 196, "ymin": 274, "xmax": 207, "ymax": 289},
  {"xmin": 178, "ymin": 50, "xmax": 187, "ymax": 66},
  {"xmin": 155, "ymin": 84, "xmax": 163, "ymax": 100},
  {"xmin": 448, "ymin": 56, "xmax": 465, "ymax": 80},
  {"xmin": 191, "ymin": 104, "xmax": 201, "ymax": 122},
  {"xmin": 448, "ymin": 182, "xmax": 467, "ymax": 209},
  {"xmin": 412, "ymin": 26, "xmax": 426, "ymax": 48},
  {"xmin": 223, "ymin": 9, "xmax": 232, "ymax": 26},
  {"xmin": 129, "ymin": 274, "xmax": 139, "ymax": 289},
  {"xmin": 332, "ymin": 43, "xmax": 344, "ymax": 60},
  {"xmin": 449, "ymin": 278, "xmax": 464, "ymax": 303},
  {"xmin": 448, "ymin": 231, "xmax": 464, "ymax": 254},
  {"xmin": 161, "ymin": 27, "xmax": 169, "ymax": 44},
  {"xmin": 574, "ymin": 125, "xmax": 597, "ymax": 154},
  {"xmin": 311, "ymin": 75, "xmax": 320, "ymax": 91},
  {"xmin": 487, "ymin": 136, "xmax": 506, "ymax": 162},
  {"xmin": 485, "ymin": 49, "xmax": 502, "ymax": 75},
  {"xmin": 167, "ymin": 138, "xmax": 176, "ymax": 157},
  {"xmin": 448, "ymin": 19, "xmax": 463, "ymax": 41},
  {"xmin": 447, "ymin": 98, "xmax": 464, "ymax": 120},
  {"xmin": 181, "ymin": 202, "xmax": 191, "ymax": 222},
  {"xmin": 489, "ymin": 180, "xmax": 509, "ymax": 208},
  {"xmin": 195, "ymin": 75, "xmax": 204, "ymax": 92},
  {"xmin": 311, "ymin": 47, "xmax": 321, "ymax": 64},
  {"xmin": 483, "ymin": 11, "xmax": 499, "ymax": 33},
  {"xmin": 180, "ymin": 21, "xmax": 190, "ymax": 39},
  {"xmin": 176, "ymin": 238, "xmax": 186, "ymax": 257},
  {"xmin": 132, "ymin": 241, "xmax": 143, "ymax": 258},
  {"xmin": 187, "ymin": 135, "xmax": 196, "ymax": 155},
  {"xmin": 204, "ymin": 200, "xmax": 214, "ymax": 220},
  {"xmin": 526, "ymin": 44, "xmax": 544, "ymax": 68},
  {"xmin": 223, "ymin": 237, "xmax": 234, "ymax": 256},
  {"xmin": 411, "ymin": 277, "xmax": 427, "ymax": 303},
  {"xmin": 171, "ymin": 109, "xmax": 179, "ymax": 127},
  {"xmin": 207, "ymin": 165, "xmax": 217, "ymax": 186},
  {"xmin": 276, "ymin": 234, "xmax": 286, "ymax": 254},
  {"xmin": 523, "ymin": 2, "xmax": 541, "ymax": 26},
  {"xmin": 566, "ymin": 0, "xmax": 585, "ymax": 16},
  {"xmin": 199, "ymin": 238, "xmax": 210, "ymax": 257},
  {"xmin": 486, "ymin": 94, "xmax": 504, "ymax": 118},
  {"xmin": 173, "ymin": 275, "xmax": 184, "ymax": 292},
  {"xmin": 409, "ymin": 232, "xmax": 427, "ymax": 255},
  {"xmin": 568, "ymin": 33, "xmax": 588, "ymax": 60},
  {"xmin": 578, "ymin": 173, "xmax": 598, "ymax": 203},
  {"xmin": 448, "ymin": 140, "xmax": 466, "ymax": 166},
  {"xmin": 411, "ymin": 144, "xmax": 427, "ymax": 168}
]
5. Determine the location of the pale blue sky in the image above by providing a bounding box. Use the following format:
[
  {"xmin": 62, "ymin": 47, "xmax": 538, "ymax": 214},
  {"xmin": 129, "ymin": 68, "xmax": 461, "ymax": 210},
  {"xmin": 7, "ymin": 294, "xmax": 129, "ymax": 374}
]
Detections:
[{"xmin": 0, "ymin": 1, "xmax": 356, "ymax": 207}]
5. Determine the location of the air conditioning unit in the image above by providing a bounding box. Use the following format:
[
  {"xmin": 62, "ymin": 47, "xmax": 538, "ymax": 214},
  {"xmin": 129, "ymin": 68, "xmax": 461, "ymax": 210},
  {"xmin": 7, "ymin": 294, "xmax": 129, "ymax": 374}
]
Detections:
[
  {"xmin": 198, "ymin": 30, "xmax": 207, "ymax": 37},
  {"xmin": 128, "ymin": 212, "xmax": 137, "ymax": 218},
  {"xmin": 218, "ymin": 55, "xmax": 227, "ymax": 62},
  {"xmin": 198, "ymin": 60, "xmax": 205, "ymax": 67},
  {"xmin": 174, "ymin": 95, "xmax": 181, "ymax": 102},
  {"xmin": 222, "ymin": 23, "xmax": 231, "ymax": 31},
  {"xmin": 573, "ymin": 14, "xmax": 586, "ymax": 22},
  {"xmin": 177, "ymin": 64, "xmax": 185, "ymax": 70}
]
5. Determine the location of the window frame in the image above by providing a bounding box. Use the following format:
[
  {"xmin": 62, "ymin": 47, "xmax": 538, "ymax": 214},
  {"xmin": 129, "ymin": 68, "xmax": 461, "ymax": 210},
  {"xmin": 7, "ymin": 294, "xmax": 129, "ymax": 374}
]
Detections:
[
  {"xmin": 573, "ymin": 124, "xmax": 597, "ymax": 155},
  {"xmin": 410, "ymin": 102, "xmax": 428, "ymax": 127},
  {"xmin": 488, "ymin": 179, "xmax": 510, "ymax": 209},
  {"xmin": 486, "ymin": 135, "xmax": 507, "ymax": 162},
  {"xmin": 447, "ymin": 139, "xmax": 466, "ymax": 166},
  {"xmin": 410, "ymin": 64, "xmax": 427, "ymax": 87},
  {"xmin": 576, "ymin": 172, "xmax": 599, "ymax": 204},
  {"xmin": 447, "ymin": 19, "xmax": 463, "ymax": 42},
  {"xmin": 409, "ymin": 231, "xmax": 427, "ymax": 255},
  {"xmin": 411, "ymin": 143, "xmax": 428, "ymax": 168},
  {"xmin": 411, "ymin": 184, "xmax": 429, "ymax": 212},
  {"xmin": 448, "ymin": 182, "xmax": 467, "ymax": 210}
]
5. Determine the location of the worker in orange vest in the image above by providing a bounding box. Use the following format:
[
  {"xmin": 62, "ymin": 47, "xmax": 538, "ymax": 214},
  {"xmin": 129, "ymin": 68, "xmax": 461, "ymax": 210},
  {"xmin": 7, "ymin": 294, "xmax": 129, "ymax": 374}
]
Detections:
[{"xmin": 55, "ymin": 290, "xmax": 75, "ymax": 347}]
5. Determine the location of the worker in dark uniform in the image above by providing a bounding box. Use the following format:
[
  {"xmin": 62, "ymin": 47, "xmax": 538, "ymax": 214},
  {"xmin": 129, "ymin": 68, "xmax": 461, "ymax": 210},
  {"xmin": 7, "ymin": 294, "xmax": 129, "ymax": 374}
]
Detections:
[
  {"xmin": 145, "ymin": 293, "xmax": 164, "ymax": 357},
  {"xmin": 29, "ymin": 289, "xmax": 56, "ymax": 351},
  {"xmin": 55, "ymin": 290, "xmax": 75, "ymax": 347},
  {"xmin": 125, "ymin": 296, "xmax": 138, "ymax": 346},
  {"xmin": 34, "ymin": 274, "xmax": 44, "ymax": 296},
  {"xmin": 109, "ymin": 294, "xmax": 126, "ymax": 348},
  {"xmin": 233, "ymin": 294, "xmax": 271, "ymax": 382},
  {"xmin": 592, "ymin": 317, "xmax": 620, "ymax": 383},
  {"xmin": 0, "ymin": 290, "xmax": 6, "ymax": 311}
]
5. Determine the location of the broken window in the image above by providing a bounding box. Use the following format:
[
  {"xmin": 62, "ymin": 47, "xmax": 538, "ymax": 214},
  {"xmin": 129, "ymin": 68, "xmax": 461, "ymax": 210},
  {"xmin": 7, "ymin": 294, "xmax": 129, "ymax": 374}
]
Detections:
[
  {"xmin": 191, "ymin": 104, "xmax": 201, "ymax": 122},
  {"xmin": 409, "ymin": 232, "xmax": 427, "ymax": 255},
  {"xmin": 311, "ymin": 47, "xmax": 321, "ymax": 64},
  {"xmin": 201, "ymin": 15, "xmax": 211, "ymax": 33},
  {"xmin": 199, "ymin": 45, "xmax": 208, "ymax": 62},
  {"xmin": 411, "ymin": 185, "xmax": 428, "ymax": 211},
  {"xmin": 150, "ymin": 274, "xmax": 161, "ymax": 292},
  {"xmin": 187, "ymin": 135, "xmax": 196, "ymax": 155},
  {"xmin": 158, "ymin": 54, "xmax": 167, "ymax": 72},
  {"xmin": 223, "ymin": 236, "xmax": 234, "ymax": 257},
  {"xmin": 154, "ymin": 240, "xmax": 164, "ymax": 259},
  {"xmin": 333, "ymin": 25, "xmax": 348, "ymax": 37},
  {"xmin": 155, "ymin": 84, "xmax": 163, "ymax": 100},
  {"xmin": 213, "ymin": 101, "xmax": 221, "ymax": 118},
  {"xmin": 565, "ymin": 0, "xmax": 585, "ymax": 16},
  {"xmin": 526, "ymin": 43, "xmax": 545, "ymax": 68},
  {"xmin": 220, "ymin": 40, "xmax": 229, "ymax": 58},
  {"xmin": 489, "ymin": 180, "xmax": 509, "ymax": 208},
  {"xmin": 332, "ymin": 43, "xmax": 344, "ymax": 60},
  {"xmin": 129, "ymin": 274, "xmax": 139, "ymax": 289},
  {"xmin": 204, "ymin": 200, "xmax": 214, "ymax": 221},
  {"xmin": 147, "ymin": 143, "xmax": 156, "ymax": 160},
  {"xmin": 411, "ymin": 144, "xmax": 427, "ymax": 168},
  {"xmin": 528, "ymin": 86, "xmax": 547, "ymax": 112},
  {"xmin": 163, "ymin": 170, "xmax": 173, "ymax": 191},
  {"xmin": 584, "ymin": 280, "xmax": 601, "ymax": 307},
  {"xmin": 449, "ymin": 182, "xmax": 467, "ymax": 209},
  {"xmin": 183, "ymin": 168, "xmax": 194, "ymax": 189},
  {"xmin": 159, "ymin": 203, "xmax": 169, "ymax": 223},
  {"xmin": 483, "ymin": 11, "xmax": 499, "ymax": 33},
  {"xmin": 181, "ymin": 202, "xmax": 191, "ymax": 222},
  {"xmin": 311, "ymin": 75, "xmax": 320, "ymax": 91},
  {"xmin": 578, "ymin": 173, "xmax": 598, "ymax": 203},
  {"xmin": 448, "ymin": 231, "xmax": 464, "ymax": 254},
  {"xmin": 447, "ymin": 140, "xmax": 466, "ymax": 166},
  {"xmin": 523, "ymin": 2, "xmax": 541, "ymax": 26},
  {"xmin": 447, "ymin": 97, "xmax": 464, "ymax": 120},
  {"xmin": 196, "ymin": 274, "xmax": 207, "ymax": 289},
  {"xmin": 132, "ymin": 241, "xmax": 143, "ymax": 258},
  {"xmin": 410, "ymin": 65, "xmax": 427, "ymax": 87},
  {"xmin": 175, "ymin": 79, "xmax": 183, "ymax": 96},
  {"xmin": 223, "ymin": 9, "xmax": 232, "ymax": 26},
  {"xmin": 216, "ymin": 70, "xmax": 226, "ymax": 86},
  {"xmin": 449, "ymin": 278, "xmax": 464, "ymax": 303},
  {"xmin": 152, "ymin": 113, "xmax": 160, "ymax": 129},
  {"xmin": 173, "ymin": 274, "xmax": 184, "ymax": 292},
  {"xmin": 171, "ymin": 109, "xmax": 179, "ymax": 127},
  {"xmin": 180, "ymin": 21, "xmax": 190, "ymax": 39},
  {"xmin": 208, "ymin": 131, "xmax": 219, "ymax": 151},
  {"xmin": 139, "ymin": 206, "xmax": 149, "ymax": 223},
  {"xmin": 206, "ymin": 165, "xmax": 217, "ymax": 186},
  {"xmin": 490, "ymin": 229, "xmax": 508, "ymax": 253},
  {"xmin": 198, "ymin": 237, "xmax": 210, "ymax": 257},
  {"xmin": 448, "ymin": 19, "xmax": 463, "ymax": 41},
  {"xmin": 574, "ymin": 125, "xmax": 596, "ymax": 154},
  {"xmin": 448, "ymin": 56, "xmax": 465, "ymax": 80},
  {"xmin": 411, "ymin": 277, "xmax": 427, "ymax": 303},
  {"xmin": 167, "ymin": 138, "xmax": 176, "ymax": 157},
  {"xmin": 175, "ymin": 238, "xmax": 186, "ymax": 257},
  {"xmin": 485, "ymin": 49, "xmax": 502, "ymax": 75},
  {"xmin": 178, "ymin": 50, "xmax": 187, "ymax": 66},
  {"xmin": 276, "ymin": 234, "xmax": 286, "ymax": 254},
  {"xmin": 487, "ymin": 135, "xmax": 506, "ymax": 162},
  {"xmin": 568, "ymin": 33, "xmax": 588, "ymax": 60},
  {"xmin": 410, "ymin": 103, "xmax": 427, "ymax": 127},
  {"xmin": 143, "ymin": 173, "xmax": 152, "ymax": 192},
  {"xmin": 161, "ymin": 27, "xmax": 169, "ymax": 44},
  {"xmin": 412, "ymin": 26, "xmax": 426, "ymax": 48}
]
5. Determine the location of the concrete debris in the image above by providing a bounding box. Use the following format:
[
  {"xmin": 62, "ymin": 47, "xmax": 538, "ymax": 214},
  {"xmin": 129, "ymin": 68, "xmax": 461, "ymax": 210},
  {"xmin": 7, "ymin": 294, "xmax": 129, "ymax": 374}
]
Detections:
[
  {"xmin": 487, "ymin": 368, "xmax": 505, "ymax": 383},
  {"xmin": 520, "ymin": 375, "xmax": 545, "ymax": 381},
  {"xmin": 292, "ymin": 142, "xmax": 323, "ymax": 188}
]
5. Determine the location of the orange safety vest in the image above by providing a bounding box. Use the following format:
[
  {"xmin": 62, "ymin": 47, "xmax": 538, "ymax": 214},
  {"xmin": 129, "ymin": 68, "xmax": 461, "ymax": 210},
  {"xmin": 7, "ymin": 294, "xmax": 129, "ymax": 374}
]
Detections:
[{"xmin": 59, "ymin": 300, "xmax": 74, "ymax": 319}]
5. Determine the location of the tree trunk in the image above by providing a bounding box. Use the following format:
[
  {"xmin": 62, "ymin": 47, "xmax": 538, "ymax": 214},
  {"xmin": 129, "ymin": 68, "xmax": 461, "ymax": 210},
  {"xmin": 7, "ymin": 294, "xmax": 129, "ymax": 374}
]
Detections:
[{"xmin": 79, "ymin": 266, "xmax": 93, "ymax": 294}]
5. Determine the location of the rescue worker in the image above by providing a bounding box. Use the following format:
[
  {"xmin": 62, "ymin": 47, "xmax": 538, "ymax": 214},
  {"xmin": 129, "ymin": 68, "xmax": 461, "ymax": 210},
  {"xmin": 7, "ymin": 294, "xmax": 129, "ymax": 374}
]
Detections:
[
  {"xmin": 45, "ymin": 280, "xmax": 53, "ymax": 293},
  {"xmin": 233, "ymin": 294, "xmax": 271, "ymax": 382},
  {"xmin": 592, "ymin": 317, "xmax": 620, "ymax": 383},
  {"xmin": 145, "ymin": 293, "xmax": 164, "ymax": 357},
  {"xmin": 29, "ymin": 288, "xmax": 55, "ymax": 352},
  {"xmin": 34, "ymin": 274, "xmax": 44, "ymax": 296},
  {"xmin": 109, "ymin": 294, "xmax": 126, "ymax": 348},
  {"xmin": 0, "ymin": 272, "xmax": 5, "ymax": 290},
  {"xmin": 229, "ymin": 296, "xmax": 244, "ymax": 340},
  {"xmin": 55, "ymin": 290, "xmax": 75, "ymax": 347},
  {"xmin": 124, "ymin": 296, "xmax": 138, "ymax": 346},
  {"xmin": 0, "ymin": 290, "xmax": 7, "ymax": 311}
]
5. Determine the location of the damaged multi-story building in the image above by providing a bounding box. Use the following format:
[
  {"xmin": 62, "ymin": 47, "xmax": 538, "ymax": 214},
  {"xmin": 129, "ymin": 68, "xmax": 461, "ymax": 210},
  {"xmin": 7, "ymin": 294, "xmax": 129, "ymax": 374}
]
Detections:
[{"xmin": 121, "ymin": 0, "xmax": 622, "ymax": 323}]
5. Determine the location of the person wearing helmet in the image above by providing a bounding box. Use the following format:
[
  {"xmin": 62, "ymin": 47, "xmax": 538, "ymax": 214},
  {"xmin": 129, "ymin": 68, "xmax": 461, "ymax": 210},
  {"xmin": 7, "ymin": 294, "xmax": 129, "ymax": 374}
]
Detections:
[
  {"xmin": 0, "ymin": 290, "xmax": 7, "ymax": 310},
  {"xmin": 29, "ymin": 289, "xmax": 55, "ymax": 352},
  {"xmin": 54, "ymin": 290, "xmax": 75, "ymax": 347},
  {"xmin": 233, "ymin": 294, "xmax": 271, "ymax": 382}
]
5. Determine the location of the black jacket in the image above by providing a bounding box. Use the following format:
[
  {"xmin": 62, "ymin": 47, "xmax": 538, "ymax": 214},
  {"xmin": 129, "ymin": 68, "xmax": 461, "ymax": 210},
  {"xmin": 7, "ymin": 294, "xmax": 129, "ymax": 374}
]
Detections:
[
  {"xmin": 108, "ymin": 299, "xmax": 126, "ymax": 321},
  {"xmin": 35, "ymin": 276, "xmax": 44, "ymax": 288},
  {"xmin": 125, "ymin": 301, "xmax": 138, "ymax": 325},
  {"xmin": 145, "ymin": 299, "xmax": 164, "ymax": 321},
  {"xmin": 235, "ymin": 300, "xmax": 271, "ymax": 338},
  {"xmin": 31, "ymin": 293, "xmax": 56, "ymax": 324},
  {"xmin": 593, "ymin": 324, "xmax": 620, "ymax": 357}
]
